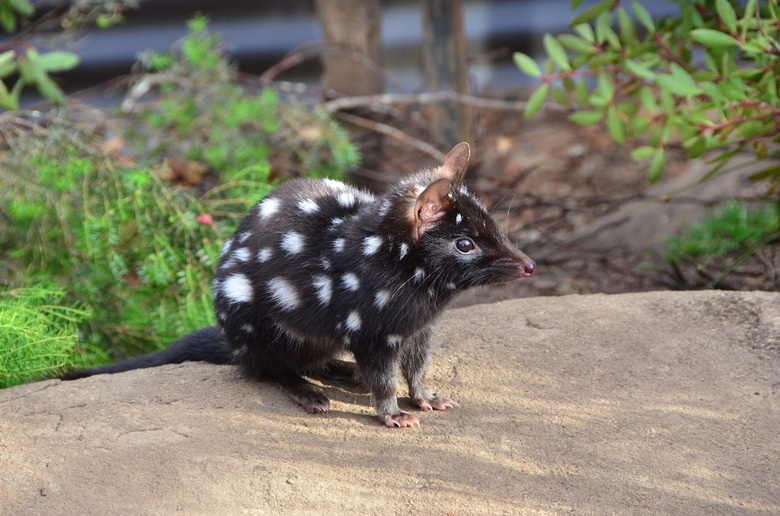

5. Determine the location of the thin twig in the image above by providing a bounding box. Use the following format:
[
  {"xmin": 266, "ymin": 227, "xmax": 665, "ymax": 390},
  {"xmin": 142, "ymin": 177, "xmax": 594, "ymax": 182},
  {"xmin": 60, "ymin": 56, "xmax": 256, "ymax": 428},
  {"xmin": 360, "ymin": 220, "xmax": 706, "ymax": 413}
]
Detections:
[
  {"xmin": 334, "ymin": 112, "xmax": 445, "ymax": 161},
  {"xmin": 323, "ymin": 90, "xmax": 547, "ymax": 114}
]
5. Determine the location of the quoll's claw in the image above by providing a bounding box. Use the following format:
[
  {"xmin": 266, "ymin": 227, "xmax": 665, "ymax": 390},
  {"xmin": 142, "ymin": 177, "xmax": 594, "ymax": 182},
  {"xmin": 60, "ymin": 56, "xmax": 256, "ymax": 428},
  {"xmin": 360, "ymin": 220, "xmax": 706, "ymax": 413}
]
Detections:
[
  {"xmin": 416, "ymin": 395, "xmax": 458, "ymax": 411},
  {"xmin": 381, "ymin": 412, "xmax": 419, "ymax": 428}
]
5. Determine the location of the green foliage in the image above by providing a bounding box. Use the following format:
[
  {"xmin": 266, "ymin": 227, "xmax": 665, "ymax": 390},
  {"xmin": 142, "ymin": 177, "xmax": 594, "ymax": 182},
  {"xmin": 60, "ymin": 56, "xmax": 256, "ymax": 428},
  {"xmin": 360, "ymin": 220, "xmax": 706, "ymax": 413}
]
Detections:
[
  {"xmin": 0, "ymin": 138, "xmax": 235, "ymax": 361},
  {"xmin": 131, "ymin": 16, "xmax": 360, "ymax": 194},
  {"xmin": 0, "ymin": 0, "xmax": 138, "ymax": 110},
  {"xmin": 514, "ymin": 0, "xmax": 780, "ymax": 190},
  {"xmin": 664, "ymin": 201, "xmax": 779, "ymax": 265},
  {"xmin": 0, "ymin": 283, "xmax": 88, "ymax": 388}
]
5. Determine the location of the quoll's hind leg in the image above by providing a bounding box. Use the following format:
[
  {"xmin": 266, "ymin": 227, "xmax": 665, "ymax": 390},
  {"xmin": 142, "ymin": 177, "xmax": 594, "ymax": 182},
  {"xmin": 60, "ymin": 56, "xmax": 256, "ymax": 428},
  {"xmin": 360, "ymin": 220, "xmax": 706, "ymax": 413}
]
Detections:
[
  {"xmin": 236, "ymin": 336, "xmax": 331, "ymax": 414},
  {"xmin": 401, "ymin": 328, "xmax": 458, "ymax": 412},
  {"xmin": 353, "ymin": 347, "xmax": 419, "ymax": 428}
]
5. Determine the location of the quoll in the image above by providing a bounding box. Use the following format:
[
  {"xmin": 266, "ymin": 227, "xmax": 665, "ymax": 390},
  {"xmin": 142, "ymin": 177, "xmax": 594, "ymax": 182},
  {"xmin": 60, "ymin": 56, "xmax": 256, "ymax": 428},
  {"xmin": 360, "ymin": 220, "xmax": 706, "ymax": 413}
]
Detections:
[{"xmin": 63, "ymin": 142, "xmax": 536, "ymax": 428}]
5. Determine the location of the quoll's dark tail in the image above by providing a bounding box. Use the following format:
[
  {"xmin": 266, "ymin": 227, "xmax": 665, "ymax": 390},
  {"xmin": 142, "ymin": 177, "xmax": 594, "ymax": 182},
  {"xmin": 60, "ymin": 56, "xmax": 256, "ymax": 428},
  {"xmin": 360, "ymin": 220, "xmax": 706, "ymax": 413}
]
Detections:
[{"xmin": 60, "ymin": 326, "xmax": 233, "ymax": 380}]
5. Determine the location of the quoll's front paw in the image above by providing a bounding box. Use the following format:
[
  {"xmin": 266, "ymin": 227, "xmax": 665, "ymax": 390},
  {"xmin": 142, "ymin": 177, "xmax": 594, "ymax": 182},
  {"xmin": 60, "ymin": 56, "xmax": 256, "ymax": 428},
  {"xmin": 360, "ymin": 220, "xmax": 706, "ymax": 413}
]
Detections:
[
  {"xmin": 379, "ymin": 411, "xmax": 419, "ymax": 428},
  {"xmin": 415, "ymin": 394, "xmax": 459, "ymax": 412}
]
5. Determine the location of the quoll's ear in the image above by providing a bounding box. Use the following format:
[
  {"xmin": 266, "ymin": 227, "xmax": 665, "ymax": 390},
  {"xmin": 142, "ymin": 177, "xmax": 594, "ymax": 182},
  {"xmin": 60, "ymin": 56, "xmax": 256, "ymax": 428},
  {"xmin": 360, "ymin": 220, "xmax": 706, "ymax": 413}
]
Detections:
[
  {"xmin": 412, "ymin": 177, "xmax": 451, "ymax": 240},
  {"xmin": 438, "ymin": 142, "xmax": 471, "ymax": 187}
]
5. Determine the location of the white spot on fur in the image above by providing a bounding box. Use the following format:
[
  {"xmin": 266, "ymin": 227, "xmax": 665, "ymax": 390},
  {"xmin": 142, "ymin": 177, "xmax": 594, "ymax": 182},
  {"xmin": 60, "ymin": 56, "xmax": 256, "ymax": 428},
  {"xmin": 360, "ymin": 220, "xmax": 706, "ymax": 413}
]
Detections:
[
  {"xmin": 413, "ymin": 268, "xmax": 426, "ymax": 283},
  {"xmin": 324, "ymin": 179, "xmax": 346, "ymax": 191},
  {"xmin": 298, "ymin": 198, "xmax": 319, "ymax": 214},
  {"xmin": 362, "ymin": 235, "xmax": 382, "ymax": 256},
  {"xmin": 220, "ymin": 237, "xmax": 233, "ymax": 257},
  {"xmin": 428, "ymin": 288, "xmax": 435, "ymax": 297},
  {"xmin": 320, "ymin": 256, "xmax": 332, "ymax": 270},
  {"xmin": 374, "ymin": 290, "xmax": 390, "ymax": 309},
  {"xmin": 258, "ymin": 198, "xmax": 280, "ymax": 219},
  {"xmin": 333, "ymin": 238, "xmax": 345, "ymax": 253},
  {"xmin": 238, "ymin": 231, "xmax": 251, "ymax": 243},
  {"xmin": 267, "ymin": 277, "xmax": 300, "ymax": 310},
  {"xmin": 241, "ymin": 324, "xmax": 254, "ymax": 334},
  {"xmin": 377, "ymin": 200, "xmax": 391, "ymax": 218},
  {"xmin": 341, "ymin": 273, "xmax": 360, "ymax": 291},
  {"xmin": 217, "ymin": 311, "xmax": 227, "ymax": 321},
  {"xmin": 222, "ymin": 274, "xmax": 253, "ymax": 304},
  {"xmin": 313, "ymin": 275, "xmax": 332, "ymax": 305},
  {"xmin": 399, "ymin": 243, "xmax": 409, "ymax": 260},
  {"xmin": 346, "ymin": 311, "xmax": 362, "ymax": 331},
  {"xmin": 337, "ymin": 191, "xmax": 356, "ymax": 208},
  {"xmin": 342, "ymin": 336, "xmax": 351, "ymax": 346},
  {"xmin": 329, "ymin": 217, "xmax": 345, "ymax": 230},
  {"xmin": 446, "ymin": 282, "xmax": 457, "ymax": 290},
  {"xmin": 233, "ymin": 247, "xmax": 250, "ymax": 262},
  {"xmin": 257, "ymin": 247, "xmax": 273, "ymax": 263},
  {"xmin": 219, "ymin": 258, "xmax": 236, "ymax": 271},
  {"xmin": 281, "ymin": 231, "xmax": 305, "ymax": 255},
  {"xmin": 455, "ymin": 213, "xmax": 463, "ymax": 225},
  {"xmin": 387, "ymin": 335, "xmax": 402, "ymax": 347}
]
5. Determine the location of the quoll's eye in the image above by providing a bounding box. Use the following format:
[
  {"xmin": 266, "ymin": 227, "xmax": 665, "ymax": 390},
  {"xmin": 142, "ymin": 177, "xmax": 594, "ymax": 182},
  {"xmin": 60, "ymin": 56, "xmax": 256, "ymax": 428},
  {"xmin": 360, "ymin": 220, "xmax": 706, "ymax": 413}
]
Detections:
[{"xmin": 455, "ymin": 238, "xmax": 475, "ymax": 253}]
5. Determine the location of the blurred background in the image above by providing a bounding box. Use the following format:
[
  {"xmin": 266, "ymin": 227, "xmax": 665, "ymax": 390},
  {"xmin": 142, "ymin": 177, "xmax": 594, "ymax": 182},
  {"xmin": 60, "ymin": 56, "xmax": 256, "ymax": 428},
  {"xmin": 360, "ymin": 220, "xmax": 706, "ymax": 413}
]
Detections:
[{"xmin": 23, "ymin": 0, "xmax": 677, "ymax": 101}]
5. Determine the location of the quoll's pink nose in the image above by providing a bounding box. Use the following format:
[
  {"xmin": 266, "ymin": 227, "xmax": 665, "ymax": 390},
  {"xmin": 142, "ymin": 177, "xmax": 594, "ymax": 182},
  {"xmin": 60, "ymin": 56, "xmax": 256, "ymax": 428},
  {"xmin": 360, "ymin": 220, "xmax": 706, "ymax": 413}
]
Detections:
[{"xmin": 524, "ymin": 258, "xmax": 536, "ymax": 276}]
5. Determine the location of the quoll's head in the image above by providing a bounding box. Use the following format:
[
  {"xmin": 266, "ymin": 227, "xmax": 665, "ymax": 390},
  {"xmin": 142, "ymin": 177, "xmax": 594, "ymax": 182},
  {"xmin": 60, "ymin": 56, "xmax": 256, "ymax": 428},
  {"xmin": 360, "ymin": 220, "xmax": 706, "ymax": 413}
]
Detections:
[{"xmin": 409, "ymin": 142, "xmax": 536, "ymax": 287}]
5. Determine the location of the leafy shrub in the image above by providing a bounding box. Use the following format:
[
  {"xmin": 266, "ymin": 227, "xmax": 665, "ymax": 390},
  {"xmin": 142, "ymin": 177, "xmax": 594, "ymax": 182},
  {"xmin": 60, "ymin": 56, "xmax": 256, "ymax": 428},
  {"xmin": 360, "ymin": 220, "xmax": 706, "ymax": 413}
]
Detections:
[
  {"xmin": 514, "ymin": 0, "xmax": 780, "ymax": 190},
  {"xmin": 129, "ymin": 16, "xmax": 360, "ymax": 189},
  {"xmin": 1, "ymin": 137, "xmax": 235, "ymax": 360},
  {"xmin": 0, "ymin": 283, "xmax": 88, "ymax": 388}
]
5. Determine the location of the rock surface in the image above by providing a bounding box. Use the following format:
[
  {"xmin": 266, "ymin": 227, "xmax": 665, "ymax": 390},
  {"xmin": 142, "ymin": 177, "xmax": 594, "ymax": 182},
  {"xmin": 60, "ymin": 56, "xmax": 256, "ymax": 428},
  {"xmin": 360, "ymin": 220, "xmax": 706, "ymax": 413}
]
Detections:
[{"xmin": 2, "ymin": 290, "xmax": 779, "ymax": 514}]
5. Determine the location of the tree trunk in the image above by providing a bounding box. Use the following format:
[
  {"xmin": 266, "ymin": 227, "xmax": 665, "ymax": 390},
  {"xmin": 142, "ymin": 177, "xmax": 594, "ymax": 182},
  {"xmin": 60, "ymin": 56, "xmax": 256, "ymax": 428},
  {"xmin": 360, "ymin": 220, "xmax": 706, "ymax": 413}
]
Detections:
[
  {"xmin": 315, "ymin": 0, "xmax": 383, "ymax": 97},
  {"xmin": 420, "ymin": 0, "xmax": 471, "ymax": 148}
]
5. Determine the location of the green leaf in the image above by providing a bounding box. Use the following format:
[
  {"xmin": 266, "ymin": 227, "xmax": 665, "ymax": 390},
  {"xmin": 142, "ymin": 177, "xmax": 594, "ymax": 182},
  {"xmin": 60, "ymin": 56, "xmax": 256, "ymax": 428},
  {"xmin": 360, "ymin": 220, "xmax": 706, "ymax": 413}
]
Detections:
[
  {"xmin": 0, "ymin": 78, "xmax": 17, "ymax": 110},
  {"xmin": 630, "ymin": 146, "xmax": 656, "ymax": 160},
  {"xmin": 550, "ymin": 86, "xmax": 570, "ymax": 106},
  {"xmin": 572, "ymin": 23, "xmax": 595, "ymax": 42},
  {"xmin": 595, "ymin": 12, "xmax": 612, "ymax": 45},
  {"xmin": 569, "ymin": 110, "xmax": 604, "ymax": 125},
  {"xmin": 8, "ymin": 0, "xmax": 34, "ymax": 17},
  {"xmin": 596, "ymin": 73, "xmax": 615, "ymax": 98},
  {"xmin": 569, "ymin": 0, "xmax": 613, "ymax": 26},
  {"xmin": 0, "ymin": 3, "xmax": 16, "ymax": 32},
  {"xmin": 715, "ymin": 0, "xmax": 737, "ymax": 33},
  {"xmin": 625, "ymin": 59, "xmax": 655, "ymax": 79},
  {"xmin": 513, "ymin": 52, "xmax": 541, "ymax": 78},
  {"xmin": 37, "ymin": 51, "xmax": 80, "ymax": 73},
  {"xmin": 748, "ymin": 164, "xmax": 780, "ymax": 181},
  {"xmin": 657, "ymin": 72, "xmax": 702, "ymax": 96},
  {"xmin": 639, "ymin": 86, "xmax": 658, "ymax": 111},
  {"xmin": 647, "ymin": 148, "xmax": 666, "ymax": 183},
  {"xmin": 690, "ymin": 29, "xmax": 738, "ymax": 47},
  {"xmin": 557, "ymin": 33, "xmax": 595, "ymax": 54},
  {"xmin": 524, "ymin": 84, "xmax": 549, "ymax": 119},
  {"xmin": 688, "ymin": 137, "xmax": 706, "ymax": 159},
  {"xmin": 543, "ymin": 34, "xmax": 571, "ymax": 71},
  {"xmin": 35, "ymin": 74, "xmax": 64, "ymax": 103},
  {"xmin": 617, "ymin": 7, "xmax": 637, "ymax": 45},
  {"xmin": 632, "ymin": 1, "xmax": 654, "ymax": 33},
  {"xmin": 0, "ymin": 50, "xmax": 16, "ymax": 78},
  {"xmin": 574, "ymin": 79, "xmax": 590, "ymax": 106},
  {"xmin": 606, "ymin": 105, "xmax": 625, "ymax": 143}
]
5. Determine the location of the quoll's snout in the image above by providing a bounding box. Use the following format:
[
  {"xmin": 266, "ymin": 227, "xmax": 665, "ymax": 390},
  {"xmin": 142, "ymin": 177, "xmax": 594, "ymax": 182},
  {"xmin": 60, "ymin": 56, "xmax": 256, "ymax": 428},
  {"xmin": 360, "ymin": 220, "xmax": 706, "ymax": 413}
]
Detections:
[{"xmin": 522, "ymin": 256, "xmax": 536, "ymax": 276}]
